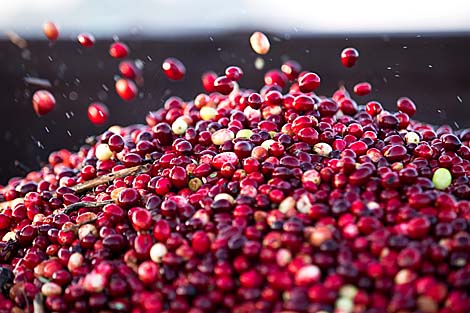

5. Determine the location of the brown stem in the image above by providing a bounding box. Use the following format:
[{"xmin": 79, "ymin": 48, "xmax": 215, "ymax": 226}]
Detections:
[
  {"xmin": 0, "ymin": 164, "xmax": 150, "ymax": 212},
  {"xmin": 71, "ymin": 164, "xmax": 151, "ymax": 194},
  {"xmin": 63, "ymin": 200, "xmax": 114, "ymax": 215}
]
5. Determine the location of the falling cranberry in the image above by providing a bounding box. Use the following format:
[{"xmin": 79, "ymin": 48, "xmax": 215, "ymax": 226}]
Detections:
[
  {"xmin": 340, "ymin": 47, "xmax": 359, "ymax": 68},
  {"xmin": 119, "ymin": 61, "xmax": 142, "ymax": 79},
  {"xmin": 249, "ymin": 31, "xmax": 270, "ymax": 55},
  {"xmin": 353, "ymin": 82, "xmax": 372, "ymax": 96},
  {"xmin": 77, "ymin": 33, "xmax": 95, "ymax": 48},
  {"xmin": 298, "ymin": 72, "xmax": 320, "ymax": 93},
  {"xmin": 43, "ymin": 22, "xmax": 59, "ymax": 41},
  {"xmin": 213, "ymin": 76, "xmax": 235, "ymax": 95},
  {"xmin": 397, "ymin": 97, "xmax": 417, "ymax": 116},
  {"xmin": 162, "ymin": 57, "xmax": 186, "ymax": 80},
  {"xmin": 225, "ymin": 66, "xmax": 243, "ymax": 81},
  {"xmin": 115, "ymin": 78, "xmax": 138, "ymax": 101},
  {"xmin": 201, "ymin": 71, "xmax": 217, "ymax": 93},
  {"xmin": 109, "ymin": 42, "xmax": 129, "ymax": 59},
  {"xmin": 32, "ymin": 90, "xmax": 56, "ymax": 116},
  {"xmin": 87, "ymin": 103, "xmax": 109, "ymax": 125},
  {"xmin": 281, "ymin": 60, "xmax": 302, "ymax": 80}
]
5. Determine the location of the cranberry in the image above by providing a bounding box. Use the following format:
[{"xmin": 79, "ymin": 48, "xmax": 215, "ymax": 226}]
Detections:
[
  {"xmin": 119, "ymin": 60, "xmax": 142, "ymax": 79},
  {"xmin": 201, "ymin": 71, "xmax": 217, "ymax": 92},
  {"xmin": 340, "ymin": 47, "xmax": 359, "ymax": 67},
  {"xmin": 109, "ymin": 42, "xmax": 129, "ymax": 58},
  {"xmin": 77, "ymin": 33, "xmax": 95, "ymax": 47},
  {"xmin": 43, "ymin": 21, "xmax": 59, "ymax": 41},
  {"xmin": 162, "ymin": 57, "xmax": 186, "ymax": 80},
  {"xmin": 225, "ymin": 66, "xmax": 244, "ymax": 81},
  {"xmin": 87, "ymin": 102, "xmax": 109, "ymax": 125},
  {"xmin": 32, "ymin": 90, "xmax": 55, "ymax": 116},
  {"xmin": 298, "ymin": 72, "xmax": 320, "ymax": 93},
  {"xmin": 213, "ymin": 76, "xmax": 235, "ymax": 95},
  {"xmin": 353, "ymin": 82, "xmax": 372, "ymax": 96},
  {"xmin": 115, "ymin": 78, "xmax": 137, "ymax": 101}
]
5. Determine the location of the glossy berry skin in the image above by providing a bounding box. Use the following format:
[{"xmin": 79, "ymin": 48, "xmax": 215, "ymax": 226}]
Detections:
[
  {"xmin": 281, "ymin": 60, "xmax": 302, "ymax": 81},
  {"xmin": 162, "ymin": 57, "xmax": 186, "ymax": 80},
  {"xmin": 115, "ymin": 78, "xmax": 138, "ymax": 101},
  {"xmin": 213, "ymin": 76, "xmax": 235, "ymax": 95},
  {"xmin": 119, "ymin": 61, "xmax": 141, "ymax": 79},
  {"xmin": 43, "ymin": 22, "xmax": 59, "ymax": 41},
  {"xmin": 397, "ymin": 97, "xmax": 417, "ymax": 116},
  {"xmin": 353, "ymin": 82, "xmax": 372, "ymax": 96},
  {"xmin": 109, "ymin": 42, "xmax": 129, "ymax": 59},
  {"xmin": 298, "ymin": 72, "xmax": 320, "ymax": 93},
  {"xmin": 341, "ymin": 47, "xmax": 359, "ymax": 67},
  {"xmin": 225, "ymin": 66, "xmax": 244, "ymax": 81},
  {"xmin": 77, "ymin": 33, "xmax": 95, "ymax": 48},
  {"xmin": 201, "ymin": 71, "xmax": 217, "ymax": 93},
  {"xmin": 108, "ymin": 134, "xmax": 124, "ymax": 152},
  {"xmin": 250, "ymin": 31, "xmax": 270, "ymax": 55},
  {"xmin": 87, "ymin": 103, "xmax": 109, "ymax": 125},
  {"xmin": 32, "ymin": 90, "xmax": 56, "ymax": 116}
]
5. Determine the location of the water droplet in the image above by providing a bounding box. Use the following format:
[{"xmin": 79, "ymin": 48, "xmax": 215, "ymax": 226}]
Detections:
[
  {"xmin": 428, "ymin": 64, "xmax": 433, "ymax": 68},
  {"xmin": 254, "ymin": 57, "xmax": 265, "ymax": 70},
  {"xmin": 386, "ymin": 67, "xmax": 392, "ymax": 70},
  {"xmin": 48, "ymin": 56, "xmax": 53, "ymax": 62},
  {"xmin": 457, "ymin": 96, "xmax": 463, "ymax": 103},
  {"xmin": 394, "ymin": 74, "xmax": 400, "ymax": 78},
  {"xmin": 66, "ymin": 130, "xmax": 72, "ymax": 137},
  {"xmin": 209, "ymin": 36, "xmax": 214, "ymax": 42},
  {"xmin": 454, "ymin": 121, "xmax": 460, "ymax": 129},
  {"xmin": 113, "ymin": 35, "xmax": 119, "ymax": 41},
  {"xmin": 402, "ymin": 46, "xmax": 408, "ymax": 49},
  {"xmin": 146, "ymin": 56, "xmax": 152, "ymax": 61},
  {"xmin": 217, "ymin": 48, "xmax": 222, "ymax": 52},
  {"xmin": 305, "ymin": 49, "xmax": 310, "ymax": 54},
  {"xmin": 135, "ymin": 59, "xmax": 144, "ymax": 69},
  {"xmin": 102, "ymin": 84, "xmax": 109, "ymax": 91},
  {"xmin": 69, "ymin": 91, "xmax": 78, "ymax": 101},
  {"xmin": 44, "ymin": 126, "xmax": 50, "ymax": 133},
  {"xmin": 98, "ymin": 90, "xmax": 108, "ymax": 101}
]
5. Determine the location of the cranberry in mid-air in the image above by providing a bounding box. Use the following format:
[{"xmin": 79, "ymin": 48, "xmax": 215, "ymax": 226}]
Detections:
[
  {"xmin": 43, "ymin": 22, "xmax": 59, "ymax": 41},
  {"xmin": 162, "ymin": 57, "xmax": 186, "ymax": 81},
  {"xmin": 341, "ymin": 47, "xmax": 359, "ymax": 67},
  {"xmin": 32, "ymin": 90, "xmax": 56, "ymax": 116},
  {"xmin": 87, "ymin": 103, "xmax": 109, "ymax": 125},
  {"xmin": 109, "ymin": 42, "xmax": 130, "ymax": 59},
  {"xmin": 115, "ymin": 78, "xmax": 138, "ymax": 101},
  {"xmin": 77, "ymin": 33, "xmax": 95, "ymax": 48}
]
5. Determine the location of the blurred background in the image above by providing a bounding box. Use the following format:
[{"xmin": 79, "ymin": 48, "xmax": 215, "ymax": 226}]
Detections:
[{"xmin": 0, "ymin": 0, "xmax": 470, "ymax": 183}]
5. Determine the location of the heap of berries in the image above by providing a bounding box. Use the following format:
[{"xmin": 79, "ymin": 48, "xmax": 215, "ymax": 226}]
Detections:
[{"xmin": 0, "ymin": 30, "xmax": 469, "ymax": 313}]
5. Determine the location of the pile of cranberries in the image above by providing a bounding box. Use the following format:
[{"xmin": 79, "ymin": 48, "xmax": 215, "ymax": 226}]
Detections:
[{"xmin": 1, "ymin": 38, "xmax": 470, "ymax": 313}]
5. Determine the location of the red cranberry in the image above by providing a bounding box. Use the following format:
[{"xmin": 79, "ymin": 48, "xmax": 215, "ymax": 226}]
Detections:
[
  {"xmin": 341, "ymin": 47, "xmax": 359, "ymax": 67},
  {"xmin": 162, "ymin": 57, "xmax": 186, "ymax": 80},
  {"xmin": 115, "ymin": 78, "xmax": 137, "ymax": 101},
  {"xmin": 213, "ymin": 76, "xmax": 235, "ymax": 95},
  {"xmin": 87, "ymin": 103, "xmax": 109, "ymax": 125},
  {"xmin": 298, "ymin": 72, "xmax": 320, "ymax": 93},
  {"xmin": 109, "ymin": 42, "xmax": 129, "ymax": 59},
  {"xmin": 353, "ymin": 82, "xmax": 372, "ymax": 96},
  {"xmin": 77, "ymin": 33, "xmax": 95, "ymax": 47},
  {"xmin": 32, "ymin": 90, "xmax": 55, "ymax": 116}
]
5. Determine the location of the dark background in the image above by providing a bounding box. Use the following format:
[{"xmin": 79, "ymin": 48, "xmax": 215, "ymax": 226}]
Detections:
[{"xmin": 0, "ymin": 33, "xmax": 469, "ymax": 184}]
